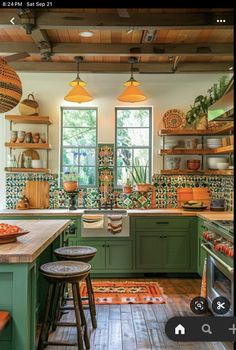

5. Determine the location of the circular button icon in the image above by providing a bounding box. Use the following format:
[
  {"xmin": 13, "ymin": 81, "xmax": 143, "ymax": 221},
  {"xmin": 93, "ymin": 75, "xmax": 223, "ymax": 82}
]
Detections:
[
  {"xmin": 212, "ymin": 296, "xmax": 230, "ymax": 315},
  {"xmin": 190, "ymin": 296, "xmax": 208, "ymax": 314}
]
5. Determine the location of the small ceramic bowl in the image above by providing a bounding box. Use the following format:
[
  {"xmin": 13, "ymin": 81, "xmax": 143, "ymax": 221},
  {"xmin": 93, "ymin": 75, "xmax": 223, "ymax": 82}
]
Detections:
[
  {"xmin": 216, "ymin": 162, "xmax": 229, "ymax": 170},
  {"xmin": 187, "ymin": 160, "xmax": 201, "ymax": 170}
]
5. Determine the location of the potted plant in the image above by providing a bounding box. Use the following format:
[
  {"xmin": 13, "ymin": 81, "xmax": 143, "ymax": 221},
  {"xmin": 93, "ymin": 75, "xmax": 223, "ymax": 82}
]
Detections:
[
  {"xmin": 129, "ymin": 159, "xmax": 151, "ymax": 192},
  {"xmin": 63, "ymin": 171, "xmax": 78, "ymax": 192},
  {"xmin": 123, "ymin": 176, "xmax": 133, "ymax": 194},
  {"xmin": 186, "ymin": 75, "xmax": 230, "ymax": 129}
]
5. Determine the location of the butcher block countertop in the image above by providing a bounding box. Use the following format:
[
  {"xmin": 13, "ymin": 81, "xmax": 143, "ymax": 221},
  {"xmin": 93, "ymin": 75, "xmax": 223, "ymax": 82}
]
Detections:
[
  {"xmin": 0, "ymin": 208, "xmax": 233, "ymax": 219},
  {"xmin": 0, "ymin": 220, "xmax": 70, "ymax": 263}
]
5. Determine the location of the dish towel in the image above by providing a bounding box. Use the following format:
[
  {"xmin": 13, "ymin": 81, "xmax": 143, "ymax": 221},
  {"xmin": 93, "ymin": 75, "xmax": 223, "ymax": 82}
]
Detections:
[
  {"xmin": 107, "ymin": 215, "xmax": 123, "ymax": 234},
  {"xmin": 81, "ymin": 214, "xmax": 104, "ymax": 229}
]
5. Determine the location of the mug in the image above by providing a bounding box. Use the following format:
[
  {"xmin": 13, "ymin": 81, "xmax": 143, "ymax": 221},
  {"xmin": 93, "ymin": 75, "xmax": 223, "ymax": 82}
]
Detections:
[
  {"xmin": 17, "ymin": 131, "xmax": 25, "ymax": 143},
  {"xmin": 10, "ymin": 130, "xmax": 17, "ymax": 143}
]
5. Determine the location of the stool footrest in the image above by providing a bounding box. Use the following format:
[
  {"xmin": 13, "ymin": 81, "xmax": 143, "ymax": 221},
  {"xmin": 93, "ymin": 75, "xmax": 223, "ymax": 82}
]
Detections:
[
  {"xmin": 55, "ymin": 321, "xmax": 78, "ymax": 327},
  {"xmin": 45, "ymin": 341, "xmax": 78, "ymax": 346},
  {"xmin": 60, "ymin": 305, "xmax": 90, "ymax": 311}
]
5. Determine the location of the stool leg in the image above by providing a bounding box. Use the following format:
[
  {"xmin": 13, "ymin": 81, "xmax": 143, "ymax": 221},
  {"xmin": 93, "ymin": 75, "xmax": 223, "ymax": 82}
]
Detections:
[
  {"xmin": 51, "ymin": 282, "xmax": 64, "ymax": 331},
  {"xmin": 76, "ymin": 282, "xmax": 90, "ymax": 349},
  {"xmin": 37, "ymin": 283, "xmax": 55, "ymax": 350},
  {"xmin": 86, "ymin": 275, "xmax": 97, "ymax": 328},
  {"xmin": 72, "ymin": 283, "xmax": 85, "ymax": 350}
]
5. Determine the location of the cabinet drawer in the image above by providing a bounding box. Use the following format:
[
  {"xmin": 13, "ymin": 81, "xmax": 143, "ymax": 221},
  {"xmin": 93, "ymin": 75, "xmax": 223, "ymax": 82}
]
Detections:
[{"xmin": 134, "ymin": 217, "xmax": 191, "ymax": 231}]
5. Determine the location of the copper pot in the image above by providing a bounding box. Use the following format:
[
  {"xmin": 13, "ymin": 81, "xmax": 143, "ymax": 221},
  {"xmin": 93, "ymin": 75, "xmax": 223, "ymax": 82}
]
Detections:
[{"xmin": 187, "ymin": 160, "xmax": 201, "ymax": 170}]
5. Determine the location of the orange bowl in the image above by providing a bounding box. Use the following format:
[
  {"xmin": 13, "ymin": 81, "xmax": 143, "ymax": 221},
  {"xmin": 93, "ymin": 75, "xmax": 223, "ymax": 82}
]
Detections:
[{"xmin": 187, "ymin": 160, "xmax": 201, "ymax": 170}]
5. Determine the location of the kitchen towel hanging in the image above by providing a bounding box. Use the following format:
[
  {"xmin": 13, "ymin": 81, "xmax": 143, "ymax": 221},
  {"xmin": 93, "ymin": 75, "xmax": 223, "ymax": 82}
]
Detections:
[
  {"xmin": 81, "ymin": 214, "xmax": 104, "ymax": 229},
  {"xmin": 107, "ymin": 215, "xmax": 123, "ymax": 234}
]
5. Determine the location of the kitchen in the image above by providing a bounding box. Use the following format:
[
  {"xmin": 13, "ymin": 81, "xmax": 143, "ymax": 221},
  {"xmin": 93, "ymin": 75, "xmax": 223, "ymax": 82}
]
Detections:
[{"xmin": 0, "ymin": 6, "xmax": 234, "ymax": 350}]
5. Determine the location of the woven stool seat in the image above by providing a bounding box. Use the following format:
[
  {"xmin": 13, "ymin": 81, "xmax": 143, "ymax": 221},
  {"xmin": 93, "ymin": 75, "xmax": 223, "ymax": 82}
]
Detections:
[
  {"xmin": 54, "ymin": 246, "xmax": 97, "ymax": 262},
  {"xmin": 40, "ymin": 261, "xmax": 91, "ymax": 282}
]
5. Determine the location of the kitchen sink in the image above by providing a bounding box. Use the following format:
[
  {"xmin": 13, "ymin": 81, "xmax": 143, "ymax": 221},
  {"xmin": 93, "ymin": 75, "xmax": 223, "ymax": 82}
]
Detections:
[
  {"xmin": 81, "ymin": 209, "xmax": 129, "ymax": 237},
  {"xmin": 83, "ymin": 209, "xmax": 128, "ymax": 215}
]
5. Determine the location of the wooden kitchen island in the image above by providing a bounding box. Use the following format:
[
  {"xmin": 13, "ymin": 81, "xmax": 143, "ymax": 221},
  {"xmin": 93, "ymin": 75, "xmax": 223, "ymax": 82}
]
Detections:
[{"xmin": 0, "ymin": 220, "xmax": 71, "ymax": 350}]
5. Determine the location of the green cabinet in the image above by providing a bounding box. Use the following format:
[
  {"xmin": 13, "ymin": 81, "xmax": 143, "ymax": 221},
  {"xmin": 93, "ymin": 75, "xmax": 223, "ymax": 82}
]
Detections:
[
  {"xmin": 78, "ymin": 238, "xmax": 133, "ymax": 273},
  {"xmin": 133, "ymin": 217, "xmax": 197, "ymax": 273},
  {"xmin": 197, "ymin": 218, "xmax": 207, "ymax": 276},
  {"xmin": 136, "ymin": 232, "xmax": 162, "ymax": 269}
]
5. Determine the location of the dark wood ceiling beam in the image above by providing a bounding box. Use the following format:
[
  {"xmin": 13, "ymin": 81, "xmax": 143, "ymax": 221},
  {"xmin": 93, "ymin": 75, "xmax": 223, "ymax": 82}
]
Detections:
[
  {"xmin": 0, "ymin": 42, "xmax": 233, "ymax": 57},
  {"xmin": 9, "ymin": 61, "xmax": 233, "ymax": 73},
  {"xmin": 31, "ymin": 29, "xmax": 52, "ymax": 61},
  {"xmin": 0, "ymin": 11, "xmax": 233, "ymax": 29}
]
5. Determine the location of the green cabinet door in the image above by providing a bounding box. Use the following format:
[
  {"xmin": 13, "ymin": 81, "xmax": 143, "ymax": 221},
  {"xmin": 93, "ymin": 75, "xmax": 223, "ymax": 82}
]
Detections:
[
  {"xmin": 106, "ymin": 241, "xmax": 133, "ymax": 271},
  {"xmin": 197, "ymin": 219, "xmax": 207, "ymax": 276},
  {"xmin": 135, "ymin": 232, "xmax": 162, "ymax": 270},
  {"xmin": 162, "ymin": 232, "xmax": 190, "ymax": 271},
  {"xmin": 80, "ymin": 240, "xmax": 106, "ymax": 271}
]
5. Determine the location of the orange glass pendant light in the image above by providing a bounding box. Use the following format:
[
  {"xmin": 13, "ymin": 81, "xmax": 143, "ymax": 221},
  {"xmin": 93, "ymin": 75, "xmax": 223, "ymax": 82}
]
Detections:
[
  {"xmin": 64, "ymin": 56, "xmax": 93, "ymax": 103},
  {"xmin": 118, "ymin": 57, "xmax": 147, "ymax": 103}
]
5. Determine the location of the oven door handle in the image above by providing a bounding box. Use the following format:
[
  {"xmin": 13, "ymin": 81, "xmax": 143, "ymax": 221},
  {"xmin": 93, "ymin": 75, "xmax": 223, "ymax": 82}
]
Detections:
[{"xmin": 201, "ymin": 243, "xmax": 234, "ymax": 274}]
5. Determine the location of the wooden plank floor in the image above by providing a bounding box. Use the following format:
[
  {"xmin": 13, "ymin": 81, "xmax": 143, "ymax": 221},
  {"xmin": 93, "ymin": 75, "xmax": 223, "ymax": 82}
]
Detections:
[{"xmin": 45, "ymin": 278, "xmax": 233, "ymax": 350}]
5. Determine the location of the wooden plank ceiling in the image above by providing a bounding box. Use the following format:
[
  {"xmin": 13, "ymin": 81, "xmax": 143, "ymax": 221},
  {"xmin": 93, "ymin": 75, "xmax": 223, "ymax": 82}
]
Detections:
[{"xmin": 0, "ymin": 8, "xmax": 234, "ymax": 73}]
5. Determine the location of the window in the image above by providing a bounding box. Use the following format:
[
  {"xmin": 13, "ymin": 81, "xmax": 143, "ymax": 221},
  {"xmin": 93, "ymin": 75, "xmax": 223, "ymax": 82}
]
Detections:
[
  {"xmin": 115, "ymin": 107, "xmax": 152, "ymax": 187},
  {"xmin": 61, "ymin": 107, "xmax": 97, "ymax": 187}
]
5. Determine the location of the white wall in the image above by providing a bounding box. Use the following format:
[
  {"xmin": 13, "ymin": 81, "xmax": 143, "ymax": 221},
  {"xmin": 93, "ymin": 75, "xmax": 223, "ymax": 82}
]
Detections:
[{"xmin": 0, "ymin": 72, "xmax": 231, "ymax": 208}]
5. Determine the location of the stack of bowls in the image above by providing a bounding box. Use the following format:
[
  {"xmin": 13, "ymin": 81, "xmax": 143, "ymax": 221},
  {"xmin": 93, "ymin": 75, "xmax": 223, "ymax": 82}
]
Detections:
[
  {"xmin": 207, "ymin": 157, "xmax": 227, "ymax": 169},
  {"xmin": 206, "ymin": 138, "xmax": 222, "ymax": 149}
]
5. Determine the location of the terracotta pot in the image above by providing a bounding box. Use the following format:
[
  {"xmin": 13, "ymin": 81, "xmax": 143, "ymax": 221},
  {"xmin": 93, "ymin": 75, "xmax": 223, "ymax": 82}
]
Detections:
[
  {"xmin": 135, "ymin": 183, "xmax": 151, "ymax": 192},
  {"xmin": 123, "ymin": 185, "xmax": 132, "ymax": 194},
  {"xmin": 187, "ymin": 160, "xmax": 201, "ymax": 170},
  {"xmin": 63, "ymin": 181, "xmax": 78, "ymax": 192}
]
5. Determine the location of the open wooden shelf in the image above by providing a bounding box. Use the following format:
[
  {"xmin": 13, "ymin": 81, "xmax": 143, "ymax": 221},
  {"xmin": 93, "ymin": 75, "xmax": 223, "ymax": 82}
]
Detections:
[
  {"xmin": 161, "ymin": 169, "xmax": 233, "ymax": 176},
  {"xmin": 5, "ymin": 142, "xmax": 52, "ymax": 150},
  {"xmin": 5, "ymin": 115, "xmax": 52, "ymax": 125},
  {"xmin": 161, "ymin": 170, "xmax": 204, "ymax": 175},
  {"xmin": 5, "ymin": 167, "xmax": 50, "ymax": 173},
  {"xmin": 205, "ymin": 169, "xmax": 234, "ymax": 176},
  {"xmin": 159, "ymin": 122, "xmax": 234, "ymax": 136},
  {"xmin": 207, "ymin": 145, "xmax": 234, "ymax": 154},
  {"xmin": 160, "ymin": 145, "xmax": 233, "ymax": 155}
]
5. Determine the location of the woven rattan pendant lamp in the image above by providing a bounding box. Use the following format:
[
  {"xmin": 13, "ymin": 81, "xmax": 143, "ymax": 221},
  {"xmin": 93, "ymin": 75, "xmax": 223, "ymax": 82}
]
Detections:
[
  {"xmin": 64, "ymin": 56, "xmax": 93, "ymax": 103},
  {"xmin": 118, "ymin": 57, "xmax": 147, "ymax": 103},
  {"xmin": 0, "ymin": 57, "xmax": 22, "ymax": 113}
]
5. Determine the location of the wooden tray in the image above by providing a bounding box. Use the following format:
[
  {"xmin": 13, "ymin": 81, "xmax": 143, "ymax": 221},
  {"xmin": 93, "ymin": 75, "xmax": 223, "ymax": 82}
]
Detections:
[
  {"xmin": 0, "ymin": 230, "xmax": 29, "ymax": 244},
  {"xmin": 182, "ymin": 205, "xmax": 208, "ymax": 211}
]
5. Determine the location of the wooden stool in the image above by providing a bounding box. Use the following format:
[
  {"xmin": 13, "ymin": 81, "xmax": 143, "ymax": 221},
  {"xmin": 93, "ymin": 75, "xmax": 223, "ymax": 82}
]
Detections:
[
  {"xmin": 54, "ymin": 246, "xmax": 97, "ymax": 329},
  {"xmin": 37, "ymin": 260, "xmax": 91, "ymax": 350},
  {"xmin": 0, "ymin": 311, "xmax": 11, "ymax": 333}
]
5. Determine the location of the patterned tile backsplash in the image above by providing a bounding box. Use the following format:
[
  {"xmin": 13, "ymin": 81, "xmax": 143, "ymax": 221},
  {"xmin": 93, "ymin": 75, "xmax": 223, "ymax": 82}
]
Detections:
[
  {"xmin": 5, "ymin": 144, "xmax": 234, "ymax": 211},
  {"xmin": 6, "ymin": 172, "xmax": 233, "ymax": 211}
]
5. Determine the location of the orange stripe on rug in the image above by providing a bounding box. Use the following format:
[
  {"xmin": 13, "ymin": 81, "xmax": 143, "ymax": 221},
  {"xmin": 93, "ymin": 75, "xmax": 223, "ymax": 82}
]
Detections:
[{"xmin": 80, "ymin": 280, "xmax": 166, "ymax": 304}]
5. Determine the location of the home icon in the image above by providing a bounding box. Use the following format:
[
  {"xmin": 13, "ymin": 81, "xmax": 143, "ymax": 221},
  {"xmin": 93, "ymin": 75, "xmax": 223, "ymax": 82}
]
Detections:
[{"xmin": 175, "ymin": 324, "xmax": 185, "ymax": 335}]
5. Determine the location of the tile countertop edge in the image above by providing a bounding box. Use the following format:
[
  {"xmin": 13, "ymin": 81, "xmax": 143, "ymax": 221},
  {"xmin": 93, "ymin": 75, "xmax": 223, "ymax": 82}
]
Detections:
[{"xmin": 0, "ymin": 208, "xmax": 233, "ymax": 220}]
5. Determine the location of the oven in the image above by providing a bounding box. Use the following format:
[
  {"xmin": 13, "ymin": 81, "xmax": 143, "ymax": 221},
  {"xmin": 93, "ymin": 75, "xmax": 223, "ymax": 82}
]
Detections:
[{"xmin": 201, "ymin": 220, "xmax": 234, "ymax": 317}]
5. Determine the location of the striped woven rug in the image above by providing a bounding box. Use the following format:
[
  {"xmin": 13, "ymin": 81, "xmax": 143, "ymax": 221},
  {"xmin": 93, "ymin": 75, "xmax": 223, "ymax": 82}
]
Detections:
[{"xmin": 80, "ymin": 280, "xmax": 166, "ymax": 304}]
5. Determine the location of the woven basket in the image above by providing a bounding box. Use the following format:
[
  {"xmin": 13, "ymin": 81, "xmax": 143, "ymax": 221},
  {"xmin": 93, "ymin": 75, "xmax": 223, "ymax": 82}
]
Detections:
[
  {"xmin": 19, "ymin": 93, "xmax": 39, "ymax": 115},
  {"xmin": 0, "ymin": 58, "xmax": 22, "ymax": 113}
]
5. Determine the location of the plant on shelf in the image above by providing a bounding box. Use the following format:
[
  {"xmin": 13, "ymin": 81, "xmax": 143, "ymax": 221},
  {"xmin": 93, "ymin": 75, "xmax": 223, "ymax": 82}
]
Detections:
[
  {"xmin": 186, "ymin": 75, "xmax": 230, "ymax": 129},
  {"xmin": 63, "ymin": 171, "xmax": 78, "ymax": 192},
  {"xmin": 129, "ymin": 158, "xmax": 151, "ymax": 192}
]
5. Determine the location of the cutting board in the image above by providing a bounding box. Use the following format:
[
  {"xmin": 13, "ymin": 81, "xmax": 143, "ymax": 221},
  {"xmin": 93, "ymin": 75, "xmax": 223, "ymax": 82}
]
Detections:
[
  {"xmin": 24, "ymin": 181, "xmax": 49, "ymax": 209},
  {"xmin": 177, "ymin": 188, "xmax": 211, "ymax": 208}
]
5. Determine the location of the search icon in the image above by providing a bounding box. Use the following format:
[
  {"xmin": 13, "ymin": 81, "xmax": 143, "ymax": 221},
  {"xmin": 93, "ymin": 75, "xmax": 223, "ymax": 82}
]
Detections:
[{"xmin": 201, "ymin": 324, "xmax": 212, "ymax": 334}]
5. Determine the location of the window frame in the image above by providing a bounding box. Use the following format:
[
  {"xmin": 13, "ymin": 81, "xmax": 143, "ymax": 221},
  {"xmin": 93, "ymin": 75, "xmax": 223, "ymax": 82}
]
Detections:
[
  {"xmin": 60, "ymin": 106, "xmax": 98, "ymax": 188},
  {"xmin": 115, "ymin": 106, "xmax": 152, "ymax": 188}
]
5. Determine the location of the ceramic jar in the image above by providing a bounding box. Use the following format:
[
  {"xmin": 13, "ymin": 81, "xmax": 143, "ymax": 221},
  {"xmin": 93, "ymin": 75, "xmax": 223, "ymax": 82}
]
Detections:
[
  {"xmin": 40, "ymin": 132, "xmax": 47, "ymax": 143},
  {"xmin": 166, "ymin": 157, "xmax": 181, "ymax": 170},
  {"xmin": 25, "ymin": 132, "xmax": 32, "ymax": 143},
  {"xmin": 33, "ymin": 132, "xmax": 40, "ymax": 143},
  {"xmin": 17, "ymin": 131, "xmax": 25, "ymax": 143},
  {"xmin": 10, "ymin": 130, "xmax": 18, "ymax": 143}
]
